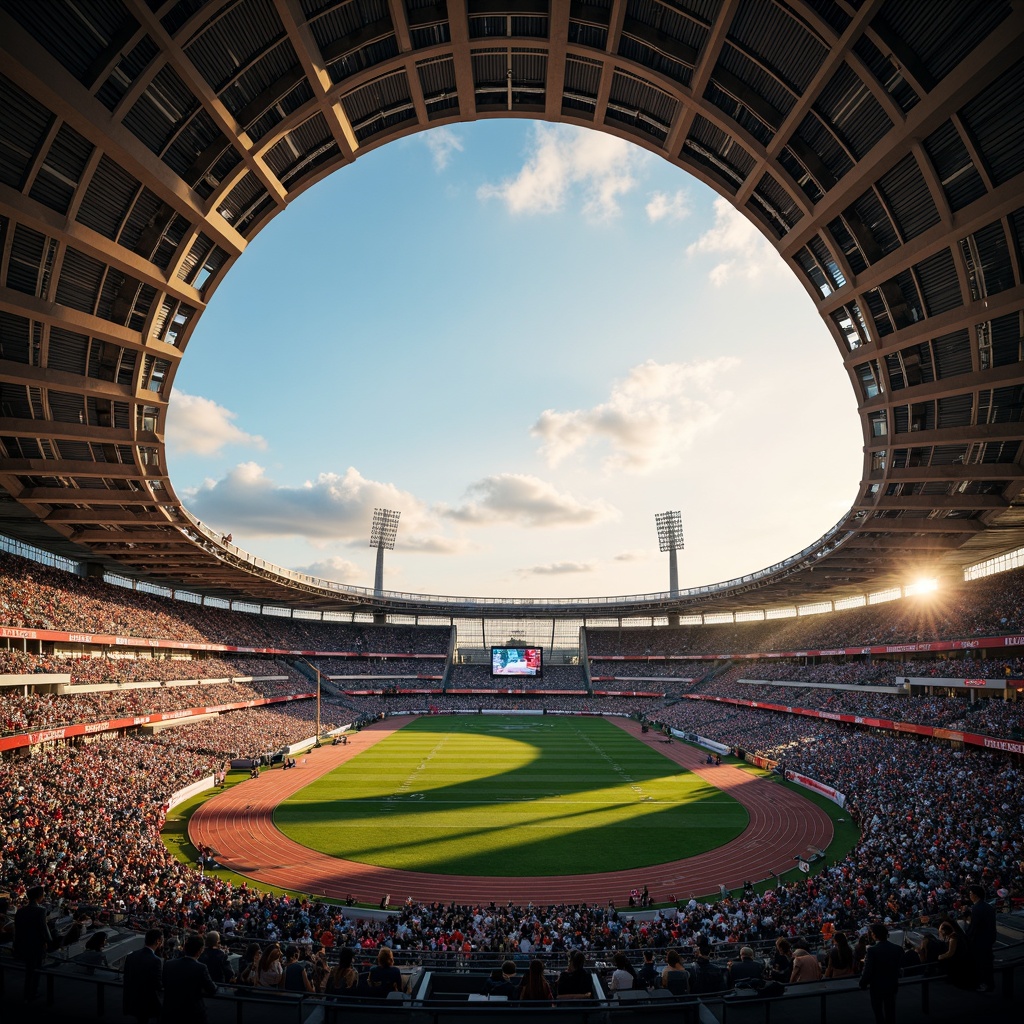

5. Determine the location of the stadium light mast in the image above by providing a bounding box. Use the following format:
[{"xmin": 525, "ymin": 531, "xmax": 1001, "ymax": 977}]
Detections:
[
  {"xmin": 369, "ymin": 508, "xmax": 401, "ymax": 596},
  {"xmin": 655, "ymin": 511, "xmax": 684, "ymax": 621}
]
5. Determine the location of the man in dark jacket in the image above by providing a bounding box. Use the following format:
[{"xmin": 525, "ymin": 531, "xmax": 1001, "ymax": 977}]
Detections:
[
  {"xmin": 727, "ymin": 947, "xmax": 765, "ymax": 987},
  {"xmin": 161, "ymin": 933, "xmax": 217, "ymax": 1023},
  {"xmin": 687, "ymin": 944, "xmax": 725, "ymax": 995},
  {"xmin": 123, "ymin": 929, "xmax": 164, "ymax": 1023},
  {"xmin": 198, "ymin": 930, "xmax": 234, "ymax": 984},
  {"xmin": 965, "ymin": 884, "xmax": 996, "ymax": 991},
  {"xmin": 637, "ymin": 950, "xmax": 660, "ymax": 989},
  {"xmin": 859, "ymin": 922, "xmax": 902, "ymax": 1024},
  {"xmin": 13, "ymin": 886, "xmax": 52, "ymax": 1000},
  {"xmin": 486, "ymin": 960, "xmax": 518, "ymax": 998}
]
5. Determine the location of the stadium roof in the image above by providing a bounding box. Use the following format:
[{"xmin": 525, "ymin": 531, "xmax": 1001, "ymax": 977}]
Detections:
[{"xmin": 0, "ymin": 0, "xmax": 1023, "ymax": 619}]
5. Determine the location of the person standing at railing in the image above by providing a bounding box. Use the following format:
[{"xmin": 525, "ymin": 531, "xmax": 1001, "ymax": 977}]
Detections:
[
  {"xmin": 965, "ymin": 884, "xmax": 996, "ymax": 992},
  {"xmin": 13, "ymin": 885, "xmax": 53, "ymax": 1002},
  {"xmin": 859, "ymin": 923, "xmax": 902, "ymax": 1024},
  {"xmin": 161, "ymin": 934, "xmax": 217, "ymax": 1024},
  {"xmin": 122, "ymin": 928, "xmax": 164, "ymax": 1024}
]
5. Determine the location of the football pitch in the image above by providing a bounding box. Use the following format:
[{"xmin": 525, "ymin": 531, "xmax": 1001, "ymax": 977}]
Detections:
[{"xmin": 274, "ymin": 716, "xmax": 748, "ymax": 876}]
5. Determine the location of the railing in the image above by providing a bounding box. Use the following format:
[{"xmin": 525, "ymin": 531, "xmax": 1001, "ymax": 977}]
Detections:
[
  {"xmin": 179, "ymin": 508, "xmax": 856, "ymax": 612},
  {"xmin": 2, "ymin": 951, "xmax": 1021, "ymax": 1024}
]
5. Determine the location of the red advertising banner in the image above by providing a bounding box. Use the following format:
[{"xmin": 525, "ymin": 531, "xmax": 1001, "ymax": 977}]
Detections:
[
  {"xmin": 343, "ymin": 688, "xmax": 447, "ymax": 695},
  {"xmin": 0, "ymin": 693, "xmax": 313, "ymax": 752},
  {"xmin": 592, "ymin": 655, "xmax": 689, "ymax": 661},
  {"xmin": 592, "ymin": 690, "xmax": 665, "ymax": 697},
  {"xmin": 785, "ymin": 770, "xmax": 845, "ymax": 807},
  {"xmin": 446, "ymin": 689, "xmax": 590, "ymax": 696},
  {"xmin": 590, "ymin": 676, "xmax": 692, "ymax": 684}
]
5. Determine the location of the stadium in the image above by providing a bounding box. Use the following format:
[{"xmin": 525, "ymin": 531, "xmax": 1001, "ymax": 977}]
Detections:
[{"xmin": 1, "ymin": 0, "xmax": 1023, "ymax": 1021}]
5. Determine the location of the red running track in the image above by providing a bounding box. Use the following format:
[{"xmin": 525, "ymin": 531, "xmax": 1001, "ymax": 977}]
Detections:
[{"xmin": 189, "ymin": 716, "xmax": 833, "ymax": 904}]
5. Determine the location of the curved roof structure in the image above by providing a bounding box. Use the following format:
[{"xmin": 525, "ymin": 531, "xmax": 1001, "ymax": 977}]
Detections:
[{"xmin": 0, "ymin": 0, "xmax": 1023, "ymax": 619}]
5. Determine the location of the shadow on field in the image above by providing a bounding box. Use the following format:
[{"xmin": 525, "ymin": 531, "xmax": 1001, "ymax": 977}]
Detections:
[{"xmin": 273, "ymin": 716, "xmax": 750, "ymax": 876}]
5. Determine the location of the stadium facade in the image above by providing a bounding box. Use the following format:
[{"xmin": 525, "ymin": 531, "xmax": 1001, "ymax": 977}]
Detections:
[{"xmin": 1, "ymin": 0, "xmax": 1023, "ymax": 624}]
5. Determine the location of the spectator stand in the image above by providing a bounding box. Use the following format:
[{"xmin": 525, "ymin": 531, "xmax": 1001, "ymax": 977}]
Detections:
[{"xmin": 1, "ymin": 938, "xmax": 1022, "ymax": 1024}]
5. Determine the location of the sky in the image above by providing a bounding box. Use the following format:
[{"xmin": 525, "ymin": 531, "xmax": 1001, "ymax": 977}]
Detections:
[{"xmin": 165, "ymin": 120, "xmax": 863, "ymax": 600}]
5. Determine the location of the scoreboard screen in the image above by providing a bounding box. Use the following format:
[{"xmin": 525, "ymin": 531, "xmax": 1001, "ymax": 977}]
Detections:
[{"xmin": 491, "ymin": 646, "xmax": 543, "ymax": 677}]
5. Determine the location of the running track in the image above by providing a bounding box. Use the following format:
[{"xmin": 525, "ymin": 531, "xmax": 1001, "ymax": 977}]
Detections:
[{"xmin": 189, "ymin": 717, "xmax": 833, "ymax": 904}]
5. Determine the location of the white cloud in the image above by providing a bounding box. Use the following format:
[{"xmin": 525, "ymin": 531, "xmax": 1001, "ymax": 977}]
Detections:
[
  {"xmin": 518, "ymin": 561, "xmax": 595, "ymax": 576},
  {"xmin": 166, "ymin": 392, "xmax": 266, "ymax": 457},
  {"xmin": 477, "ymin": 124, "xmax": 644, "ymax": 221},
  {"xmin": 646, "ymin": 189, "xmax": 690, "ymax": 223},
  {"xmin": 392, "ymin": 534, "xmax": 471, "ymax": 555},
  {"xmin": 186, "ymin": 463, "xmax": 448, "ymax": 544},
  {"xmin": 531, "ymin": 358, "xmax": 739, "ymax": 474},
  {"xmin": 291, "ymin": 555, "xmax": 362, "ymax": 584},
  {"xmin": 424, "ymin": 126, "xmax": 463, "ymax": 170},
  {"xmin": 686, "ymin": 197, "xmax": 788, "ymax": 286},
  {"xmin": 444, "ymin": 473, "xmax": 617, "ymax": 528},
  {"xmin": 613, "ymin": 549, "xmax": 649, "ymax": 562}
]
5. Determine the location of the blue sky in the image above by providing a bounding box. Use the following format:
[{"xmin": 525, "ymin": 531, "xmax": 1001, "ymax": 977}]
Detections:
[{"xmin": 166, "ymin": 120, "xmax": 862, "ymax": 599}]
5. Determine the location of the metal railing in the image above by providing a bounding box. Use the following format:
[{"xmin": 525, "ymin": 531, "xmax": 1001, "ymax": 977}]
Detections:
[
  {"xmin": 2, "ymin": 949, "xmax": 1021, "ymax": 1024},
  {"xmin": 178, "ymin": 508, "xmax": 856, "ymax": 614}
]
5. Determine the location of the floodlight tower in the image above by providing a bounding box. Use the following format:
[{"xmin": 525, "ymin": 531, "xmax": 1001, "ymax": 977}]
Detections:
[
  {"xmin": 369, "ymin": 507, "xmax": 401, "ymax": 596},
  {"xmin": 655, "ymin": 511, "xmax": 684, "ymax": 623}
]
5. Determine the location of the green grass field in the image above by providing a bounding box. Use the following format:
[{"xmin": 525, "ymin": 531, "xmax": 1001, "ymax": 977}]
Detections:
[{"xmin": 274, "ymin": 715, "xmax": 748, "ymax": 876}]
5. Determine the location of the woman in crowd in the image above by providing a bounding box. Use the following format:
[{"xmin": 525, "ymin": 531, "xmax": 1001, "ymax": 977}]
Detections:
[
  {"xmin": 556, "ymin": 949, "xmax": 595, "ymax": 1000},
  {"xmin": 790, "ymin": 947, "xmax": 822, "ymax": 983},
  {"xmin": 256, "ymin": 944, "xmax": 284, "ymax": 988},
  {"xmin": 517, "ymin": 959, "xmax": 553, "ymax": 1002},
  {"xmin": 282, "ymin": 944, "xmax": 313, "ymax": 992},
  {"xmin": 937, "ymin": 919, "xmax": 975, "ymax": 989},
  {"xmin": 325, "ymin": 946, "xmax": 359, "ymax": 997},
  {"xmin": 609, "ymin": 951, "xmax": 635, "ymax": 992},
  {"xmin": 917, "ymin": 932, "xmax": 947, "ymax": 975},
  {"xmin": 824, "ymin": 931, "xmax": 854, "ymax": 979},
  {"xmin": 237, "ymin": 944, "xmax": 261, "ymax": 986},
  {"xmin": 366, "ymin": 946, "xmax": 402, "ymax": 997},
  {"xmin": 769, "ymin": 937, "xmax": 793, "ymax": 984},
  {"xmin": 661, "ymin": 948, "xmax": 690, "ymax": 994}
]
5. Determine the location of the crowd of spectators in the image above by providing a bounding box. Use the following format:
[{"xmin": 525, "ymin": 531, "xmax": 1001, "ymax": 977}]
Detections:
[
  {"xmin": 331, "ymin": 694, "xmax": 661, "ymax": 719},
  {"xmin": 700, "ymin": 679, "xmax": 969, "ymax": 725},
  {"xmin": 0, "ymin": 651, "xmax": 306, "ymax": 688},
  {"xmin": 0, "ymin": 694, "xmax": 1019, "ymax": 986},
  {"xmin": 715, "ymin": 657, "xmax": 1023, "ymax": 690},
  {"xmin": 946, "ymin": 701, "xmax": 1024, "ymax": 737},
  {"xmin": 144, "ymin": 702, "xmax": 349, "ymax": 759},
  {"xmin": 589, "ymin": 661, "xmax": 696, "ymax": 680},
  {"xmin": 11, "ymin": 548, "xmax": 1024, "ymax": 669},
  {"xmin": 725, "ymin": 661, "xmax": 896, "ymax": 687},
  {"xmin": 692, "ymin": 669, "xmax": 1024, "ymax": 739},
  {"xmin": 0, "ymin": 674, "xmax": 312, "ymax": 736},
  {"xmin": 446, "ymin": 665, "xmax": 588, "ymax": 690},
  {"xmin": 0, "ymin": 551, "xmax": 451, "ymax": 652},
  {"xmin": 312, "ymin": 657, "xmax": 445, "ymax": 679},
  {"xmin": 585, "ymin": 564, "xmax": 1024, "ymax": 657},
  {"xmin": 3, "ymin": 548, "xmax": 1024, "ymax": 986},
  {"xmin": 0, "ymin": 735, "xmax": 218, "ymax": 908},
  {"xmin": 0, "ymin": 697, "xmax": 358, "ymax": 908}
]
